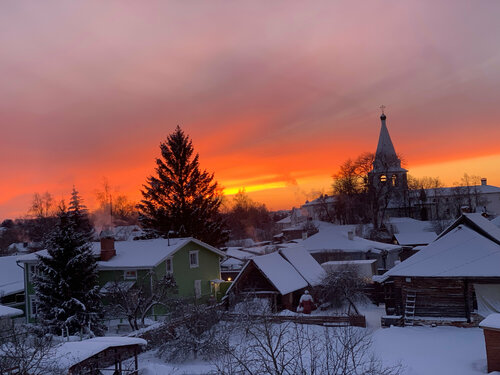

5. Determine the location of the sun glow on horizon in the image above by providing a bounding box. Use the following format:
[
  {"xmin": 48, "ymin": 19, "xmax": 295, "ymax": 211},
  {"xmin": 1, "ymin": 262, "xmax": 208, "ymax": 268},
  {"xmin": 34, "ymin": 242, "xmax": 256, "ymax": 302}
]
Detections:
[{"xmin": 223, "ymin": 181, "xmax": 289, "ymax": 196}]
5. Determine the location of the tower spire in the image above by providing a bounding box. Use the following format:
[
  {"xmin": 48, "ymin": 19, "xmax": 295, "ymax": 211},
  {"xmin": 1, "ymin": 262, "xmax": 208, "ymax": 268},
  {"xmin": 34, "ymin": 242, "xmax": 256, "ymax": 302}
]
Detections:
[{"xmin": 373, "ymin": 107, "xmax": 403, "ymax": 172}]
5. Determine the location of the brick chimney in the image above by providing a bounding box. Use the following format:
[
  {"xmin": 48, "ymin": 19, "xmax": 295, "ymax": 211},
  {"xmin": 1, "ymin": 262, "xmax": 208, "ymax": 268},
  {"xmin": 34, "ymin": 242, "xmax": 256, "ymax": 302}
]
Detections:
[
  {"xmin": 100, "ymin": 228, "xmax": 116, "ymax": 261},
  {"xmin": 481, "ymin": 178, "xmax": 487, "ymax": 186}
]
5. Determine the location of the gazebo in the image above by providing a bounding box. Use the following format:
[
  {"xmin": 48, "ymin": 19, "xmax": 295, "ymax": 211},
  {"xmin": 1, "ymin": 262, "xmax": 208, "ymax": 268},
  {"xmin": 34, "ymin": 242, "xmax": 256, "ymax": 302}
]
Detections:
[{"xmin": 53, "ymin": 337, "xmax": 147, "ymax": 374}]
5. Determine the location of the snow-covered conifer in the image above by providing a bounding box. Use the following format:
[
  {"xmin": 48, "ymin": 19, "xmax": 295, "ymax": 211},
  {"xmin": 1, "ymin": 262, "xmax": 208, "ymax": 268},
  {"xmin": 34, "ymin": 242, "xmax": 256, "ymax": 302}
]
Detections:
[
  {"xmin": 67, "ymin": 186, "xmax": 93, "ymax": 237},
  {"xmin": 34, "ymin": 210, "xmax": 104, "ymax": 336}
]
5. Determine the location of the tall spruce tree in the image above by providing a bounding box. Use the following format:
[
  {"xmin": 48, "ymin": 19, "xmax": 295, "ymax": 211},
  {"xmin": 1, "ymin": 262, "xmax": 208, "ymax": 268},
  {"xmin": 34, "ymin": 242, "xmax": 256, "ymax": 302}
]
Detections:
[
  {"xmin": 34, "ymin": 205, "xmax": 104, "ymax": 335},
  {"xmin": 67, "ymin": 186, "xmax": 94, "ymax": 236},
  {"xmin": 138, "ymin": 126, "xmax": 227, "ymax": 246}
]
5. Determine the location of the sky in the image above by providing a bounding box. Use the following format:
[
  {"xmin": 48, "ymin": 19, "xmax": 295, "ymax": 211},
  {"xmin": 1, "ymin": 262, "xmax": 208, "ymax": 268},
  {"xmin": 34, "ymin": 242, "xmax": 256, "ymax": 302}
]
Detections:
[{"xmin": 1, "ymin": 1, "xmax": 500, "ymax": 220}]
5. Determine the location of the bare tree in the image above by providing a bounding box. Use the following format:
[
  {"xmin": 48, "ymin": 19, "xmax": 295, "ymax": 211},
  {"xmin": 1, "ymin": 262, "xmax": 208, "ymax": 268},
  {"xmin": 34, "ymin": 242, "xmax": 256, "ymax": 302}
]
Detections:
[
  {"xmin": 0, "ymin": 326, "xmax": 64, "ymax": 375},
  {"xmin": 319, "ymin": 265, "xmax": 367, "ymax": 315},
  {"xmin": 104, "ymin": 273, "xmax": 177, "ymax": 330},
  {"xmin": 28, "ymin": 192, "xmax": 55, "ymax": 219},
  {"xmin": 93, "ymin": 177, "xmax": 139, "ymax": 228},
  {"xmin": 212, "ymin": 317, "xmax": 402, "ymax": 375},
  {"xmin": 157, "ymin": 303, "xmax": 224, "ymax": 362}
]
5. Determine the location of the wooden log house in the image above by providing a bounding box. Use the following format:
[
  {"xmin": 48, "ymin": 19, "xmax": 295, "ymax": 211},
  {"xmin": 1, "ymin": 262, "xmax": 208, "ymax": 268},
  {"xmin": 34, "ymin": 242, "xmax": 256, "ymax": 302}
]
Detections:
[
  {"xmin": 225, "ymin": 246, "xmax": 326, "ymax": 312},
  {"xmin": 377, "ymin": 214, "xmax": 500, "ymax": 326}
]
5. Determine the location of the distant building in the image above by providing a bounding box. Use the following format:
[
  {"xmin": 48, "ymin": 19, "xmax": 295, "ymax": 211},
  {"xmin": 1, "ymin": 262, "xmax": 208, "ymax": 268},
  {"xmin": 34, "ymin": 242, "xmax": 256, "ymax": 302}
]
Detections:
[
  {"xmin": 0, "ymin": 255, "xmax": 25, "ymax": 314},
  {"xmin": 301, "ymin": 112, "xmax": 500, "ymax": 224}
]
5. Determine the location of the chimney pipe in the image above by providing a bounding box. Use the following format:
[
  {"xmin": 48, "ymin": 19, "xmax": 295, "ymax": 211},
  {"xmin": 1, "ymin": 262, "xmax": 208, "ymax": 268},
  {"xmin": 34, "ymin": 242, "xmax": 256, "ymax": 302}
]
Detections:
[
  {"xmin": 481, "ymin": 178, "xmax": 487, "ymax": 186},
  {"xmin": 348, "ymin": 231, "xmax": 354, "ymax": 240},
  {"xmin": 100, "ymin": 228, "xmax": 116, "ymax": 261}
]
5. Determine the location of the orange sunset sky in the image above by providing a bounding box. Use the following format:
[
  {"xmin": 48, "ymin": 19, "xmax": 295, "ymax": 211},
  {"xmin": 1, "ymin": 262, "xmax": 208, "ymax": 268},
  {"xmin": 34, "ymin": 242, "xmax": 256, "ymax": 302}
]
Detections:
[{"xmin": 2, "ymin": 1, "xmax": 500, "ymax": 221}]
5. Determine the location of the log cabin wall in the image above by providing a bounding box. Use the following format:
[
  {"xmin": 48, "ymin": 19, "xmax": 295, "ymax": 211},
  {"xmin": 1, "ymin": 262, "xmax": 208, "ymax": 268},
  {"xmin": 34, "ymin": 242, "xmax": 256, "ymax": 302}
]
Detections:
[
  {"xmin": 392, "ymin": 277, "xmax": 500, "ymax": 319},
  {"xmin": 232, "ymin": 262, "xmax": 276, "ymax": 293}
]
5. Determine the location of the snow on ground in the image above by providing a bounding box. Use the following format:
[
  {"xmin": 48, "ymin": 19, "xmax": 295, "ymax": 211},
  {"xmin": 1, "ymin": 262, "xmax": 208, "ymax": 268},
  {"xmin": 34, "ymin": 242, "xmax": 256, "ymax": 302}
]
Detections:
[
  {"xmin": 108, "ymin": 302, "xmax": 488, "ymax": 375},
  {"xmin": 135, "ymin": 324, "xmax": 488, "ymax": 375},
  {"xmin": 137, "ymin": 349, "xmax": 215, "ymax": 375},
  {"xmin": 373, "ymin": 326, "xmax": 487, "ymax": 375}
]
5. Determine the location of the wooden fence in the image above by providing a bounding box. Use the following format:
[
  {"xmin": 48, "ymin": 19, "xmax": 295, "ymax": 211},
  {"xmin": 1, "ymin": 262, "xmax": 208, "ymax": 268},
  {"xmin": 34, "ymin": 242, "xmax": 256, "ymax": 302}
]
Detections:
[{"xmin": 225, "ymin": 313, "xmax": 366, "ymax": 327}]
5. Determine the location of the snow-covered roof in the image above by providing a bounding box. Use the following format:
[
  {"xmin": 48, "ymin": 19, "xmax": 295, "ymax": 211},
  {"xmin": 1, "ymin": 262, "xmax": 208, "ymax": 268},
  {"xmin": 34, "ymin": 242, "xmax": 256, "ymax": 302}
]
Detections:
[
  {"xmin": 479, "ymin": 313, "xmax": 500, "ymax": 330},
  {"xmin": 386, "ymin": 217, "xmax": 435, "ymax": 234},
  {"xmin": 282, "ymin": 226, "xmax": 304, "ymax": 232},
  {"xmin": 18, "ymin": 237, "xmax": 224, "ymax": 269},
  {"xmin": 7, "ymin": 242, "xmax": 31, "ymax": 253},
  {"xmin": 381, "ymin": 225, "xmax": 500, "ymax": 278},
  {"xmin": 321, "ymin": 259, "xmax": 377, "ymax": 278},
  {"xmin": 0, "ymin": 255, "xmax": 24, "ymax": 296},
  {"xmin": 302, "ymin": 195, "xmax": 336, "ymax": 207},
  {"xmin": 322, "ymin": 259, "xmax": 377, "ymax": 265},
  {"xmin": 491, "ymin": 216, "xmax": 500, "ymax": 227},
  {"xmin": 239, "ymin": 245, "xmax": 272, "ymax": 256},
  {"xmin": 51, "ymin": 337, "xmax": 147, "ymax": 368},
  {"xmin": 252, "ymin": 252, "xmax": 308, "ymax": 295},
  {"xmin": 112, "ymin": 225, "xmax": 144, "ymax": 241},
  {"xmin": 0, "ymin": 304, "xmax": 23, "ymax": 318},
  {"xmin": 394, "ymin": 232, "xmax": 438, "ymax": 246},
  {"xmin": 437, "ymin": 213, "xmax": 500, "ymax": 245},
  {"xmin": 422, "ymin": 184, "xmax": 500, "ymax": 197},
  {"xmin": 276, "ymin": 216, "xmax": 291, "ymax": 224},
  {"xmin": 302, "ymin": 221, "xmax": 400, "ymax": 254},
  {"xmin": 221, "ymin": 247, "xmax": 255, "ymax": 270},
  {"xmin": 279, "ymin": 246, "xmax": 326, "ymax": 286}
]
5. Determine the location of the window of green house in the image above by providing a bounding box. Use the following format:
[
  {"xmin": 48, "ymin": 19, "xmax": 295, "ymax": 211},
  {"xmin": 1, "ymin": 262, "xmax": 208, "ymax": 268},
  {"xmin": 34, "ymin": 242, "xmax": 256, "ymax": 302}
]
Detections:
[
  {"xmin": 189, "ymin": 251, "xmax": 199, "ymax": 268},
  {"xmin": 124, "ymin": 270, "xmax": 137, "ymax": 280},
  {"xmin": 28, "ymin": 264, "xmax": 38, "ymax": 281},
  {"xmin": 166, "ymin": 257, "xmax": 173, "ymax": 275},
  {"xmin": 30, "ymin": 297, "xmax": 38, "ymax": 318}
]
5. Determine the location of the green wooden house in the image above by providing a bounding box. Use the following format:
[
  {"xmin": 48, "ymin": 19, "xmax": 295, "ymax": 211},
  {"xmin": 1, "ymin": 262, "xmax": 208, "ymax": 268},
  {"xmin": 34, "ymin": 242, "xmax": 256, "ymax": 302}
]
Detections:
[{"xmin": 17, "ymin": 236, "xmax": 225, "ymax": 323}]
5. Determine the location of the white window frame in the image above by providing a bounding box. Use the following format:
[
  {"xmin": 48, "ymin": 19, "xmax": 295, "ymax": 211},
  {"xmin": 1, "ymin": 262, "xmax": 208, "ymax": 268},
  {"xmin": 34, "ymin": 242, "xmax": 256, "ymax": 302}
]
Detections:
[
  {"xmin": 123, "ymin": 270, "xmax": 138, "ymax": 280},
  {"xmin": 30, "ymin": 296, "xmax": 38, "ymax": 318},
  {"xmin": 166, "ymin": 257, "xmax": 173, "ymax": 275},
  {"xmin": 189, "ymin": 251, "xmax": 199, "ymax": 268},
  {"xmin": 28, "ymin": 264, "xmax": 37, "ymax": 282}
]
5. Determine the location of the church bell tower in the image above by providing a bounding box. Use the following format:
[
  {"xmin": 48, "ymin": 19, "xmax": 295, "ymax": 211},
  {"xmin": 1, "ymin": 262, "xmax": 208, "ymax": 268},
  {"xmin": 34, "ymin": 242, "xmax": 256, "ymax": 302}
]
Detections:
[{"xmin": 368, "ymin": 107, "xmax": 408, "ymax": 193}]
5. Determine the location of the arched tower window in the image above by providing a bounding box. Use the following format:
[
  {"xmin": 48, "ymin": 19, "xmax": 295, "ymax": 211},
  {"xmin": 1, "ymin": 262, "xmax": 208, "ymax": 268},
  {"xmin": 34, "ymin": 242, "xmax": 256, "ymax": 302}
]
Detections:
[
  {"xmin": 392, "ymin": 175, "xmax": 397, "ymax": 186},
  {"xmin": 380, "ymin": 175, "xmax": 387, "ymax": 183}
]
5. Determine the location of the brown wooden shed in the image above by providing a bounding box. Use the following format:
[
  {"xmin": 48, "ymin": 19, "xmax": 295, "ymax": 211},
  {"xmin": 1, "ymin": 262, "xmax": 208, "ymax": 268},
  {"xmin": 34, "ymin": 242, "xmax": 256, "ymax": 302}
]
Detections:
[{"xmin": 480, "ymin": 314, "xmax": 500, "ymax": 373}]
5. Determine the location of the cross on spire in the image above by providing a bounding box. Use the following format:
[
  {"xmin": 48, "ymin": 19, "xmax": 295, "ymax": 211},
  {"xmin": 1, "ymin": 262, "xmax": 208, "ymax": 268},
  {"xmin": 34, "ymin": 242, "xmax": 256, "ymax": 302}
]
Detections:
[{"xmin": 380, "ymin": 105, "xmax": 386, "ymax": 115}]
